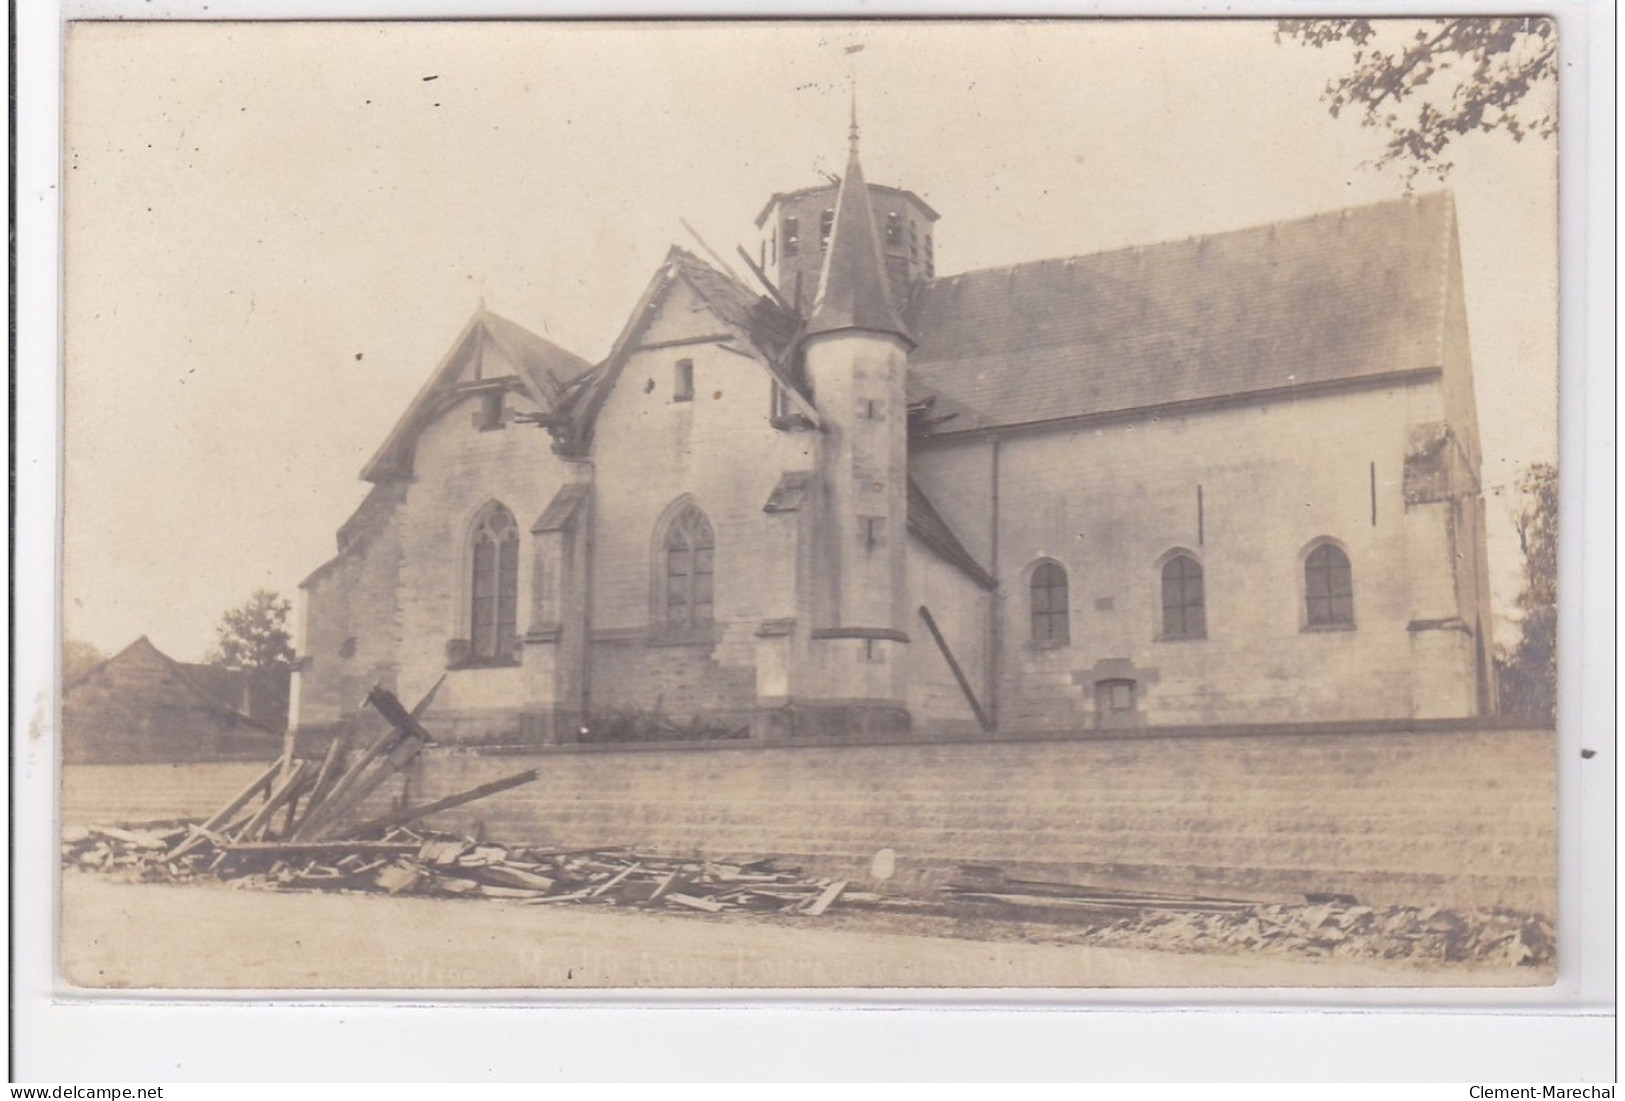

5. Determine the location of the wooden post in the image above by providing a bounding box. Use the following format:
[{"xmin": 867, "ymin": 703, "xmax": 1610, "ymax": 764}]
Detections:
[{"xmin": 918, "ymin": 605, "xmax": 995, "ymax": 733}]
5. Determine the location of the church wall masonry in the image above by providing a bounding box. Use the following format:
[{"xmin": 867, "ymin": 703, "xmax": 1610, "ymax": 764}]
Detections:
[
  {"xmin": 295, "ymin": 133, "xmax": 1500, "ymax": 750},
  {"xmin": 586, "ymin": 276, "xmax": 818, "ymax": 731},
  {"xmin": 393, "ymin": 396, "xmax": 577, "ymax": 738},
  {"xmin": 913, "ymin": 376, "xmax": 1485, "ymax": 732}
]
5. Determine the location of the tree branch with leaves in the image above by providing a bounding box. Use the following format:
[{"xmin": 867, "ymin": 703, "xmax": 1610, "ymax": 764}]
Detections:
[{"xmin": 1278, "ymin": 17, "xmax": 1557, "ymax": 182}]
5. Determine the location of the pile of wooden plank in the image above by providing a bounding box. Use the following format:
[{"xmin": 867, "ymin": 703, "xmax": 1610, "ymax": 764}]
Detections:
[
  {"xmin": 266, "ymin": 834, "xmax": 856, "ymax": 915},
  {"xmin": 148, "ymin": 684, "xmax": 489, "ymax": 860},
  {"xmin": 941, "ymin": 872, "xmax": 1264, "ymax": 919},
  {"xmin": 62, "ymin": 822, "xmax": 858, "ymax": 916},
  {"xmin": 62, "ymin": 823, "xmax": 196, "ymax": 880},
  {"xmin": 61, "ymin": 683, "xmax": 860, "ymax": 917},
  {"xmin": 77, "ymin": 682, "xmax": 542, "ymax": 874}
]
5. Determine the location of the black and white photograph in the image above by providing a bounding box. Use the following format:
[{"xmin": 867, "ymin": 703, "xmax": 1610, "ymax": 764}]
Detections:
[{"xmin": 53, "ymin": 17, "xmax": 1563, "ymax": 993}]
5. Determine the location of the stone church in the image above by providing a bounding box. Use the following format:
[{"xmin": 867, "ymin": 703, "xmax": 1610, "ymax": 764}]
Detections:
[{"xmin": 294, "ymin": 123, "xmax": 1497, "ymax": 745}]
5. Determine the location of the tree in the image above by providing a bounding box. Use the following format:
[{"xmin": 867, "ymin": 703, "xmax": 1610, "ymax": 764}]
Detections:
[
  {"xmin": 62, "ymin": 637, "xmax": 107, "ymax": 683},
  {"xmin": 1495, "ymin": 463, "xmax": 1557, "ymax": 723},
  {"xmin": 1277, "ymin": 17, "xmax": 1557, "ymax": 182},
  {"xmin": 207, "ymin": 589, "xmax": 296, "ymax": 672}
]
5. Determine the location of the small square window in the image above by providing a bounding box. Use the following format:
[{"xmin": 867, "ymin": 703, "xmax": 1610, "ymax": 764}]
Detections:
[
  {"xmin": 674, "ymin": 359, "xmax": 694, "ymax": 403},
  {"xmin": 474, "ymin": 389, "xmax": 505, "ymax": 431},
  {"xmin": 860, "ymin": 516, "xmax": 886, "ymax": 551},
  {"xmin": 1097, "ymin": 679, "xmax": 1136, "ymax": 712}
]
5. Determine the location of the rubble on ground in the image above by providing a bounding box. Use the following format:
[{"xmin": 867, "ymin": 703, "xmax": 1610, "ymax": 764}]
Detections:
[
  {"xmin": 1080, "ymin": 899, "xmax": 1554, "ymax": 967},
  {"xmin": 938, "ymin": 874, "xmax": 1554, "ymax": 967},
  {"xmin": 61, "ymin": 823, "xmax": 1553, "ymax": 966},
  {"xmin": 61, "ymin": 823, "xmax": 857, "ymax": 915}
]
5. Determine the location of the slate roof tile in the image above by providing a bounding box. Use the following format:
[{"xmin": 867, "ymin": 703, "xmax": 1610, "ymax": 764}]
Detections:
[{"xmin": 904, "ymin": 193, "xmax": 1455, "ymax": 432}]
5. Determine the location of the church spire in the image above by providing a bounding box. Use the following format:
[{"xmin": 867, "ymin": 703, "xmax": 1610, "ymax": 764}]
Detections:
[{"xmin": 804, "ymin": 112, "xmax": 911, "ymax": 344}]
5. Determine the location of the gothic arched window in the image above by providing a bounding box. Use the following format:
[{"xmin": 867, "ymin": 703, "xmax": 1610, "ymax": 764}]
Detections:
[
  {"xmin": 1304, "ymin": 542, "xmax": 1355, "ymax": 629},
  {"xmin": 470, "ymin": 502, "xmax": 519, "ymax": 662},
  {"xmin": 1029, "ymin": 560, "xmax": 1070, "ymax": 644},
  {"xmin": 1160, "ymin": 553, "xmax": 1206, "ymax": 640},
  {"xmin": 663, "ymin": 505, "xmax": 715, "ymax": 632}
]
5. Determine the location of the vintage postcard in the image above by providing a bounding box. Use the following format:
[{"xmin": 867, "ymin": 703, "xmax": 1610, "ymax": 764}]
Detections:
[{"xmin": 58, "ymin": 18, "xmax": 1560, "ymax": 991}]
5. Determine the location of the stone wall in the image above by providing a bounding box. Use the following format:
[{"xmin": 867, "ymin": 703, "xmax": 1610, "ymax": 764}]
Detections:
[
  {"xmin": 364, "ymin": 723, "xmax": 1554, "ymax": 913},
  {"xmin": 63, "ymin": 761, "xmax": 273, "ymax": 826}
]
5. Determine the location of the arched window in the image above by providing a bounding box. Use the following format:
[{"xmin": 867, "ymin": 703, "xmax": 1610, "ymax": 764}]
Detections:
[
  {"xmin": 1160, "ymin": 554, "xmax": 1206, "ymax": 640},
  {"xmin": 470, "ymin": 502, "xmax": 519, "ymax": 662},
  {"xmin": 663, "ymin": 505, "xmax": 715, "ymax": 632},
  {"xmin": 1304, "ymin": 542, "xmax": 1354, "ymax": 629},
  {"xmin": 1029, "ymin": 560, "xmax": 1070, "ymax": 644}
]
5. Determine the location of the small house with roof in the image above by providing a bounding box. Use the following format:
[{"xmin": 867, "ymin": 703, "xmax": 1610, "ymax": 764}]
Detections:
[
  {"xmin": 294, "ymin": 122, "xmax": 1496, "ymax": 745},
  {"xmin": 63, "ymin": 637, "xmax": 288, "ymax": 763}
]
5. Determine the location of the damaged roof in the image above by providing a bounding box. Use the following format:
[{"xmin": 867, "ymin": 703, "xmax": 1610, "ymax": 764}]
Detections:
[
  {"xmin": 548, "ymin": 246, "xmax": 803, "ymax": 457},
  {"xmin": 754, "ymin": 180, "xmax": 939, "ymax": 228},
  {"xmin": 361, "ymin": 308, "xmax": 593, "ymax": 482},
  {"xmin": 667, "ymin": 247, "xmax": 802, "ymax": 362},
  {"xmin": 478, "ymin": 308, "xmax": 597, "ymax": 408},
  {"xmin": 904, "ymin": 193, "xmax": 1457, "ymax": 435}
]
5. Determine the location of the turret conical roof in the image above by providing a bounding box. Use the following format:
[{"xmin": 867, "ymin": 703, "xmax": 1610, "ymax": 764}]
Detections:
[{"xmin": 804, "ymin": 124, "xmax": 912, "ymax": 344}]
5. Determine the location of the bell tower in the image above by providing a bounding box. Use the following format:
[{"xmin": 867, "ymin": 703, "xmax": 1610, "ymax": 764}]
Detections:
[{"xmin": 754, "ymin": 148, "xmax": 939, "ymax": 314}]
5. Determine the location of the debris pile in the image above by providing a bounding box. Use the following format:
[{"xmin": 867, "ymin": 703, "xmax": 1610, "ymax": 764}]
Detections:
[
  {"xmin": 62, "ymin": 685, "xmax": 859, "ymax": 917},
  {"xmin": 1084, "ymin": 901, "xmax": 1554, "ymax": 967},
  {"xmin": 941, "ymin": 873, "xmax": 1554, "ymax": 968},
  {"xmin": 62, "ymin": 823, "xmax": 857, "ymax": 915}
]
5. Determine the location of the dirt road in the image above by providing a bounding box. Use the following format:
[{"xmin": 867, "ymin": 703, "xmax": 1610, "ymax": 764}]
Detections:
[{"xmin": 61, "ymin": 873, "xmax": 1533, "ymax": 990}]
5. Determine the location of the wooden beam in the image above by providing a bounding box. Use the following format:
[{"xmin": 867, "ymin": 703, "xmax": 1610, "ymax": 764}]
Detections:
[
  {"xmin": 222, "ymin": 841, "xmax": 421, "ymax": 857},
  {"xmin": 292, "ymin": 687, "xmax": 434, "ymax": 841},
  {"xmin": 343, "ymin": 768, "xmax": 541, "ymax": 837},
  {"xmin": 289, "ymin": 692, "xmax": 416, "ymax": 840},
  {"xmin": 168, "ymin": 759, "xmax": 282, "ymax": 858},
  {"xmin": 734, "ymin": 245, "xmax": 794, "ymax": 312},
  {"xmin": 289, "ymin": 729, "xmax": 351, "ymax": 835},
  {"xmin": 236, "ymin": 760, "xmax": 314, "ymax": 841},
  {"xmin": 678, "ymin": 216, "xmax": 745, "ymax": 284},
  {"xmin": 589, "ymin": 861, "xmax": 642, "ymax": 898},
  {"xmin": 804, "ymin": 879, "xmax": 847, "ymax": 916},
  {"xmin": 410, "ymin": 675, "xmax": 447, "ymax": 719},
  {"xmin": 918, "ymin": 606, "xmax": 995, "ymax": 733}
]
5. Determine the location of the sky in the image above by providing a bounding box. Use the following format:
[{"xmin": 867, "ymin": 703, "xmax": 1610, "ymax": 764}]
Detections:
[{"xmin": 60, "ymin": 18, "xmax": 1559, "ymax": 662}]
